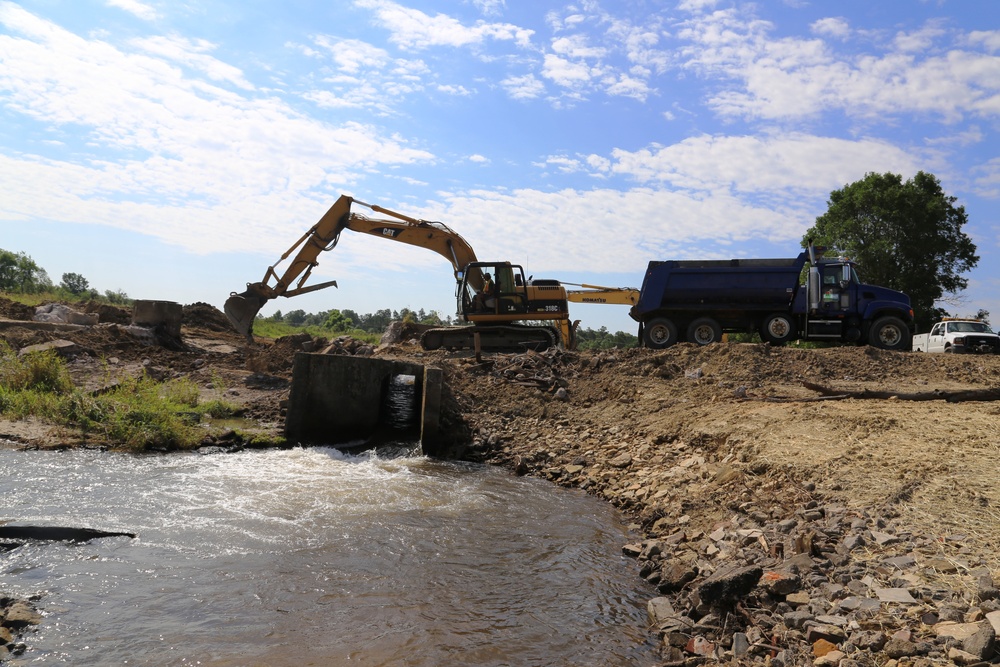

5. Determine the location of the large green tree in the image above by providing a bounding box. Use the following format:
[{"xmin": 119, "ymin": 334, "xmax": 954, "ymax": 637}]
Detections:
[
  {"xmin": 60, "ymin": 272, "xmax": 90, "ymax": 295},
  {"xmin": 803, "ymin": 171, "xmax": 978, "ymax": 332},
  {"xmin": 0, "ymin": 249, "xmax": 52, "ymax": 293}
]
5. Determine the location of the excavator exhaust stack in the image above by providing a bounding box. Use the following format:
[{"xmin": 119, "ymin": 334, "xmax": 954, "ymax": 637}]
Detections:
[{"xmin": 224, "ymin": 289, "xmax": 268, "ymax": 341}]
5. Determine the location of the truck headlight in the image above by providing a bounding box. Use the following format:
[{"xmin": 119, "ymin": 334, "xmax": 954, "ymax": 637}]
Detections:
[{"xmin": 954, "ymin": 336, "xmax": 965, "ymax": 345}]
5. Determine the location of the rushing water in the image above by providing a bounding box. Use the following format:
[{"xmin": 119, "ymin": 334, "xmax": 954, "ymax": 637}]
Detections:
[{"xmin": 0, "ymin": 447, "xmax": 661, "ymax": 666}]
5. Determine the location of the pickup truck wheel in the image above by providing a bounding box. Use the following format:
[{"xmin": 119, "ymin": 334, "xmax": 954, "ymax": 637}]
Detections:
[
  {"xmin": 687, "ymin": 317, "xmax": 723, "ymax": 346},
  {"xmin": 643, "ymin": 318, "xmax": 679, "ymax": 349},
  {"xmin": 869, "ymin": 316, "xmax": 910, "ymax": 351},
  {"xmin": 761, "ymin": 313, "xmax": 795, "ymax": 345}
]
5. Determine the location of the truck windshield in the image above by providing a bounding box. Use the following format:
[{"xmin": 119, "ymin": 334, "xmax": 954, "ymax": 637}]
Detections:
[{"xmin": 948, "ymin": 321, "xmax": 991, "ymax": 333}]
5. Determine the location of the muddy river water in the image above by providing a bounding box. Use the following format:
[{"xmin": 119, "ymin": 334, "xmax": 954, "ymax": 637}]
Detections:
[{"xmin": 0, "ymin": 447, "xmax": 661, "ymax": 666}]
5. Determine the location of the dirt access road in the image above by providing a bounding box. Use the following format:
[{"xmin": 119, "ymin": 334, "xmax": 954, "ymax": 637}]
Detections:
[{"xmin": 3, "ymin": 298, "xmax": 1000, "ymax": 663}]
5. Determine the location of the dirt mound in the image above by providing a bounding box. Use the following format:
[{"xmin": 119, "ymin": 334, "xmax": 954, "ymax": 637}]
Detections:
[
  {"xmin": 0, "ymin": 296, "xmax": 35, "ymax": 321},
  {"xmin": 182, "ymin": 302, "xmax": 232, "ymax": 332}
]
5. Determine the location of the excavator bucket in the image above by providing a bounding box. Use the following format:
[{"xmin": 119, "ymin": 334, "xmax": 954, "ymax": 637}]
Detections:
[{"xmin": 224, "ymin": 288, "xmax": 268, "ymax": 340}]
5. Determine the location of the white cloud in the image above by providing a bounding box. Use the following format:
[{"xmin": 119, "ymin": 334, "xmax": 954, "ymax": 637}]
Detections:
[
  {"xmin": 609, "ymin": 133, "xmax": 924, "ymax": 196},
  {"xmin": 585, "ymin": 154, "xmax": 611, "ymax": 172},
  {"xmin": 304, "ymin": 36, "xmax": 432, "ymax": 113},
  {"xmin": 542, "ymin": 53, "xmax": 598, "ymax": 88},
  {"xmin": 544, "ymin": 156, "xmax": 582, "ymax": 173},
  {"xmin": 0, "ymin": 5, "xmax": 434, "ymax": 254},
  {"xmin": 467, "ymin": 154, "xmax": 489, "ymax": 164},
  {"xmin": 967, "ymin": 30, "xmax": 1000, "ymax": 53},
  {"xmin": 425, "ymin": 187, "xmax": 809, "ymax": 274},
  {"xmin": 500, "ymin": 73, "xmax": 545, "ymax": 99},
  {"xmin": 971, "ymin": 158, "xmax": 1000, "ymax": 198},
  {"xmin": 132, "ymin": 35, "xmax": 254, "ymax": 90},
  {"xmin": 353, "ymin": 0, "xmax": 533, "ymax": 51},
  {"xmin": 319, "ymin": 37, "xmax": 390, "ymax": 75},
  {"xmin": 677, "ymin": 7, "xmax": 1000, "ymax": 122},
  {"xmin": 105, "ymin": 0, "xmax": 159, "ymax": 21},
  {"xmin": 472, "ymin": 0, "xmax": 505, "ymax": 16},
  {"xmin": 677, "ymin": 0, "xmax": 719, "ymax": 13},
  {"xmin": 810, "ymin": 17, "xmax": 850, "ymax": 40},
  {"xmin": 436, "ymin": 83, "xmax": 472, "ymax": 95},
  {"xmin": 893, "ymin": 21, "xmax": 948, "ymax": 53},
  {"xmin": 551, "ymin": 34, "xmax": 607, "ymax": 60},
  {"xmin": 604, "ymin": 72, "xmax": 650, "ymax": 101}
]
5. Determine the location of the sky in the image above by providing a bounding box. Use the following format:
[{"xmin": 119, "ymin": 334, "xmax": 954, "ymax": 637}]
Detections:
[{"xmin": 2, "ymin": 0, "xmax": 999, "ymax": 336}]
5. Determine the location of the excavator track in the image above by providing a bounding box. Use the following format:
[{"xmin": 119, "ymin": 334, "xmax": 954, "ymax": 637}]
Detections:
[{"xmin": 420, "ymin": 325, "xmax": 557, "ymax": 353}]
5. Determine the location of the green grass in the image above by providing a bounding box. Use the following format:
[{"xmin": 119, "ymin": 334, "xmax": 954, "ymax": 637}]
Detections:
[
  {"xmin": 0, "ymin": 343, "xmax": 243, "ymax": 451},
  {"xmin": 250, "ymin": 319, "xmax": 382, "ymax": 345}
]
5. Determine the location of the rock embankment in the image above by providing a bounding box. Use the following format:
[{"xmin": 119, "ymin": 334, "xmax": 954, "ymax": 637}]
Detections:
[{"xmin": 456, "ymin": 345, "xmax": 1000, "ymax": 665}]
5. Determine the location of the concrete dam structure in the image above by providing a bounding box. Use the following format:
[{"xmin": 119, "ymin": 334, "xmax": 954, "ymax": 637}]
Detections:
[{"xmin": 284, "ymin": 354, "xmax": 446, "ymax": 456}]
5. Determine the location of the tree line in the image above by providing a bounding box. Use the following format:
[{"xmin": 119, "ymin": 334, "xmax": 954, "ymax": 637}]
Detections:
[
  {"xmin": 262, "ymin": 307, "xmax": 640, "ymax": 349},
  {"xmin": 0, "ymin": 248, "xmax": 131, "ymax": 305}
]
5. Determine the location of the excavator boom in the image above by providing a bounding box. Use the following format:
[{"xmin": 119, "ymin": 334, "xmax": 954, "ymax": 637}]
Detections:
[{"xmin": 225, "ymin": 195, "xmax": 479, "ymax": 340}]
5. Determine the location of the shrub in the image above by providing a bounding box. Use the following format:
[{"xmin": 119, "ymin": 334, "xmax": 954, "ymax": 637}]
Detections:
[{"xmin": 0, "ymin": 343, "xmax": 73, "ymax": 394}]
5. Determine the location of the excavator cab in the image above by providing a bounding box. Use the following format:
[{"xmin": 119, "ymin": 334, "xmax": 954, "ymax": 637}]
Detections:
[{"xmin": 459, "ymin": 262, "xmax": 528, "ymax": 318}]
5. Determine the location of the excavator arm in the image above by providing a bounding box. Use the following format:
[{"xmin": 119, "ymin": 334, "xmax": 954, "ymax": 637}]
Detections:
[
  {"xmin": 564, "ymin": 283, "xmax": 640, "ymax": 306},
  {"xmin": 224, "ymin": 195, "xmax": 479, "ymax": 340}
]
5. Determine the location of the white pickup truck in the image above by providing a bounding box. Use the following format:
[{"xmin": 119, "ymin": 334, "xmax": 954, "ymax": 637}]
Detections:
[{"xmin": 912, "ymin": 318, "xmax": 1000, "ymax": 354}]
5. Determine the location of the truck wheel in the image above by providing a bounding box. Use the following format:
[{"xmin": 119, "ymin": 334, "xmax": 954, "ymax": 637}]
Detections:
[
  {"xmin": 760, "ymin": 313, "xmax": 795, "ymax": 345},
  {"xmin": 869, "ymin": 316, "xmax": 910, "ymax": 351},
  {"xmin": 643, "ymin": 318, "xmax": 679, "ymax": 349},
  {"xmin": 687, "ymin": 318, "xmax": 722, "ymax": 346}
]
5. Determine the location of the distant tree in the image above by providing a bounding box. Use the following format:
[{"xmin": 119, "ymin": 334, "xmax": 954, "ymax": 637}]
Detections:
[
  {"xmin": 341, "ymin": 309, "xmax": 361, "ymax": 327},
  {"xmin": 323, "ymin": 309, "xmax": 352, "ymax": 332},
  {"xmin": 284, "ymin": 309, "xmax": 307, "ymax": 326},
  {"xmin": 60, "ymin": 272, "xmax": 90, "ymax": 295},
  {"xmin": 0, "ymin": 249, "xmax": 52, "ymax": 293},
  {"xmin": 419, "ymin": 310, "xmax": 445, "ymax": 326},
  {"xmin": 301, "ymin": 310, "xmax": 328, "ymax": 327},
  {"xmin": 975, "ymin": 308, "xmax": 990, "ymax": 325},
  {"xmin": 103, "ymin": 289, "xmax": 131, "ymax": 305},
  {"xmin": 575, "ymin": 325, "xmax": 639, "ymax": 350},
  {"xmin": 360, "ymin": 308, "xmax": 392, "ymax": 332},
  {"xmin": 803, "ymin": 171, "xmax": 978, "ymax": 332}
]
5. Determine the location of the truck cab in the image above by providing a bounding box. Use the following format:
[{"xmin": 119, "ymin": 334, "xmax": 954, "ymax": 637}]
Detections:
[{"xmin": 797, "ymin": 256, "xmax": 911, "ymax": 347}]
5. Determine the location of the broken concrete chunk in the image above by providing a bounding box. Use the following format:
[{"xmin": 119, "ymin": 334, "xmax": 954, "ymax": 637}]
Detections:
[{"xmin": 874, "ymin": 587, "xmax": 918, "ymax": 604}]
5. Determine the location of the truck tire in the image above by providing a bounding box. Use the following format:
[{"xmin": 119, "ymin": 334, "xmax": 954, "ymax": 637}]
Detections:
[
  {"xmin": 869, "ymin": 316, "xmax": 910, "ymax": 351},
  {"xmin": 643, "ymin": 318, "xmax": 679, "ymax": 349},
  {"xmin": 687, "ymin": 317, "xmax": 722, "ymax": 346},
  {"xmin": 760, "ymin": 313, "xmax": 795, "ymax": 345}
]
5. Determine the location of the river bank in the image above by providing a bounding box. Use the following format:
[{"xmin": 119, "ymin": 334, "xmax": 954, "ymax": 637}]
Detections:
[{"xmin": 452, "ymin": 344, "xmax": 1000, "ymax": 665}]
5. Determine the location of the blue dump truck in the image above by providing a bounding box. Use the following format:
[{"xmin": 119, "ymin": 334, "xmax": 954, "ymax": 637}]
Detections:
[{"xmin": 629, "ymin": 244, "xmax": 914, "ymax": 350}]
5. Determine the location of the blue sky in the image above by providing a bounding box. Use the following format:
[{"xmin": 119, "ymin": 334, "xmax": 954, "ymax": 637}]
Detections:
[{"xmin": 2, "ymin": 0, "xmax": 999, "ymax": 335}]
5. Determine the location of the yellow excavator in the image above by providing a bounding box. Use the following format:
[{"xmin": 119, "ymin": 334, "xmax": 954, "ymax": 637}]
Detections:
[{"xmin": 225, "ymin": 195, "xmax": 583, "ymax": 352}]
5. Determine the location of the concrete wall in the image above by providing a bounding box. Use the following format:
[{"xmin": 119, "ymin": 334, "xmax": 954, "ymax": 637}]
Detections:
[
  {"xmin": 132, "ymin": 300, "xmax": 183, "ymax": 338},
  {"xmin": 284, "ymin": 353, "xmax": 445, "ymax": 455}
]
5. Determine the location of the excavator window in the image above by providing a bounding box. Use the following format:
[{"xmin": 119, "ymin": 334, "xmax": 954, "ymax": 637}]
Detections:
[{"xmin": 496, "ymin": 266, "xmax": 515, "ymax": 295}]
